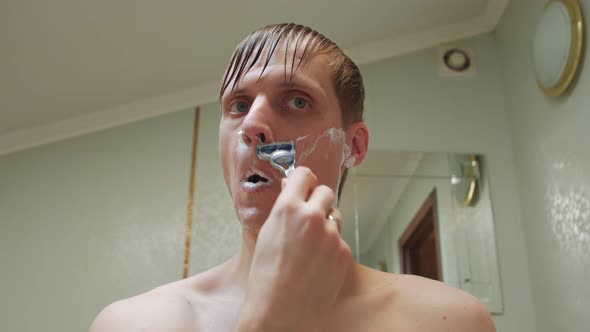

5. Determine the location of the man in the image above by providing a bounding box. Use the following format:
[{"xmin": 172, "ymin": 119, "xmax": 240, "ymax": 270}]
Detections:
[{"xmin": 90, "ymin": 23, "xmax": 495, "ymax": 332}]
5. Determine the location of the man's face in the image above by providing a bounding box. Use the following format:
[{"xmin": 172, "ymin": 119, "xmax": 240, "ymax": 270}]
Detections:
[{"xmin": 219, "ymin": 45, "xmax": 351, "ymax": 230}]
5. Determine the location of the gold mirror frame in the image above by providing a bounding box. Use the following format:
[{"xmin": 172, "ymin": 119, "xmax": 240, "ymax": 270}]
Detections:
[
  {"xmin": 537, "ymin": 0, "xmax": 585, "ymax": 97},
  {"xmin": 458, "ymin": 155, "xmax": 479, "ymax": 207}
]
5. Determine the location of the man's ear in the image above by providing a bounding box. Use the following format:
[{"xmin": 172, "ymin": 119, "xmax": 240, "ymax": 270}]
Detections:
[{"xmin": 346, "ymin": 122, "xmax": 369, "ymax": 167}]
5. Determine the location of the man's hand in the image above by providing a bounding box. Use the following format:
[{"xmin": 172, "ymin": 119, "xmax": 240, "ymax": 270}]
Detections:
[{"xmin": 236, "ymin": 167, "xmax": 352, "ymax": 332}]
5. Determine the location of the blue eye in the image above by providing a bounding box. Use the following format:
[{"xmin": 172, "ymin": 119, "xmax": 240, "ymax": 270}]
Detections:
[
  {"xmin": 287, "ymin": 97, "xmax": 309, "ymax": 110},
  {"xmin": 230, "ymin": 101, "xmax": 250, "ymax": 113}
]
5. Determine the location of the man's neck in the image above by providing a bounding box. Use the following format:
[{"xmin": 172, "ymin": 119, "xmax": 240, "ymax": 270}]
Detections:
[
  {"xmin": 236, "ymin": 228, "xmax": 258, "ymax": 278},
  {"xmin": 211, "ymin": 228, "xmax": 258, "ymax": 296},
  {"xmin": 219, "ymin": 227, "xmax": 377, "ymax": 300}
]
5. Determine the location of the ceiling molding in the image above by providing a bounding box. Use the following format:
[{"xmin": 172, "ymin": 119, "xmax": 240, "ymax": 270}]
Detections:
[
  {"xmin": 346, "ymin": 1, "xmax": 510, "ymax": 65},
  {"xmin": 0, "ymin": 82, "xmax": 219, "ymax": 155},
  {"xmin": 0, "ymin": 1, "xmax": 510, "ymax": 156}
]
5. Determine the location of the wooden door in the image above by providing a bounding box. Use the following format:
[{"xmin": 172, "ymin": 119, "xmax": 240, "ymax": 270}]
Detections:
[{"xmin": 398, "ymin": 190, "xmax": 442, "ymax": 281}]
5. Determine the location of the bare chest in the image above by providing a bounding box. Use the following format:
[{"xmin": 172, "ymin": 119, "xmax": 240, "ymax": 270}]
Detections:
[
  {"xmin": 304, "ymin": 295, "xmax": 406, "ymax": 332},
  {"xmin": 192, "ymin": 293, "xmax": 409, "ymax": 332},
  {"xmin": 192, "ymin": 298, "xmax": 242, "ymax": 332}
]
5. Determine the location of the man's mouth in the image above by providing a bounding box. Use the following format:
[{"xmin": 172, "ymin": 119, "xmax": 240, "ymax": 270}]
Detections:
[
  {"xmin": 241, "ymin": 170, "xmax": 273, "ymax": 192},
  {"xmin": 246, "ymin": 174, "xmax": 269, "ymax": 184}
]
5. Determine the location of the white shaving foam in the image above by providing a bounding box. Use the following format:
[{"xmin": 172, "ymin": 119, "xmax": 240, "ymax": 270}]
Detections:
[
  {"xmin": 342, "ymin": 143, "xmax": 356, "ymax": 169},
  {"xmin": 293, "ymin": 127, "xmax": 354, "ymax": 207},
  {"xmin": 235, "ymin": 127, "xmax": 354, "ymax": 207}
]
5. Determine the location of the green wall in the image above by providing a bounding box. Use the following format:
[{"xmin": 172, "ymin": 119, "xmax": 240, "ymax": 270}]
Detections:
[
  {"xmin": 0, "ymin": 110, "xmax": 195, "ymax": 331},
  {"xmin": 496, "ymin": 1, "xmax": 590, "ymax": 331}
]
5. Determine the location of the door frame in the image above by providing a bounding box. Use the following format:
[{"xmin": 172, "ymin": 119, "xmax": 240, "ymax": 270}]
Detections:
[{"xmin": 398, "ymin": 189, "xmax": 443, "ymax": 280}]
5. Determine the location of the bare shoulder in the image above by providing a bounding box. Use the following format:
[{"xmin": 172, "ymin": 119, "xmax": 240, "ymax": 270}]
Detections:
[
  {"xmin": 392, "ymin": 274, "xmax": 495, "ymax": 332},
  {"xmin": 88, "ymin": 261, "xmax": 235, "ymax": 332},
  {"xmin": 89, "ymin": 285, "xmax": 195, "ymax": 332}
]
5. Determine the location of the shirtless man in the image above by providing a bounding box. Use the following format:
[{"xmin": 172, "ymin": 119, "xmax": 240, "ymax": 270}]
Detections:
[{"xmin": 90, "ymin": 23, "xmax": 495, "ymax": 332}]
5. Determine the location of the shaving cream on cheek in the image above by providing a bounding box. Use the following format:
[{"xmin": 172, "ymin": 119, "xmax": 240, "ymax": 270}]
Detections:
[
  {"xmin": 236, "ymin": 130, "xmax": 248, "ymax": 156},
  {"xmin": 296, "ymin": 128, "xmax": 342, "ymax": 162},
  {"xmin": 235, "ymin": 127, "xmax": 354, "ymax": 207},
  {"xmin": 342, "ymin": 143, "xmax": 356, "ymax": 169},
  {"xmin": 233, "ymin": 130, "xmax": 250, "ymax": 194},
  {"xmin": 292, "ymin": 127, "xmax": 355, "ymax": 207},
  {"xmin": 232, "ymin": 130, "xmax": 270, "ymax": 230},
  {"xmin": 295, "ymin": 127, "xmax": 352, "ymax": 169}
]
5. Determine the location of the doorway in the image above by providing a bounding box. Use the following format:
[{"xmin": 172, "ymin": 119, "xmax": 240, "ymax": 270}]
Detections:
[{"xmin": 398, "ymin": 189, "xmax": 442, "ymax": 281}]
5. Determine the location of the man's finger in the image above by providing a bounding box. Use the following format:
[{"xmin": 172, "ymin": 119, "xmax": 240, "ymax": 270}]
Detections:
[
  {"xmin": 307, "ymin": 185, "xmax": 335, "ymax": 214},
  {"xmin": 279, "ymin": 166, "xmax": 318, "ymax": 202}
]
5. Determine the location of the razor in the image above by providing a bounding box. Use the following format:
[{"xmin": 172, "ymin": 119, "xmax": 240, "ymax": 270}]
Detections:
[{"xmin": 256, "ymin": 141, "xmax": 296, "ymax": 177}]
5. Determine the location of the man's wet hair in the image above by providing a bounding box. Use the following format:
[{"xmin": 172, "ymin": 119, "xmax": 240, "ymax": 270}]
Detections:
[{"xmin": 220, "ymin": 23, "xmax": 365, "ymax": 127}]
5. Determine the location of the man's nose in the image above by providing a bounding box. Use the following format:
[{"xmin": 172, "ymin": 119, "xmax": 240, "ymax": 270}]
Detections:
[{"xmin": 240, "ymin": 98, "xmax": 274, "ymax": 145}]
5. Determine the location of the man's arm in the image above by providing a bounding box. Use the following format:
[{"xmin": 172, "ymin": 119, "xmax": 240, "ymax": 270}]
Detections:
[{"xmin": 89, "ymin": 294, "xmax": 195, "ymax": 332}]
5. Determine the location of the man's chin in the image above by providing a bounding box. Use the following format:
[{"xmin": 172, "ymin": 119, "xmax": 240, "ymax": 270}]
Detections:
[{"xmin": 236, "ymin": 206, "xmax": 271, "ymax": 232}]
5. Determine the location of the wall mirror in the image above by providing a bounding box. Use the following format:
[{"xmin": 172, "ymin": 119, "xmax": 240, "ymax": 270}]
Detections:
[
  {"xmin": 339, "ymin": 151, "xmax": 503, "ymax": 314},
  {"xmin": 533, "ymin": 0, "xmax": 584, "ymax": 96}
]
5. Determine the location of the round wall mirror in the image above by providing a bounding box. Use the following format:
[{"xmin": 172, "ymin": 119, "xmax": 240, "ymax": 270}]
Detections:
[{"xmin": 533, "ymin": 0, "xmax": 584, "ymax": 97}]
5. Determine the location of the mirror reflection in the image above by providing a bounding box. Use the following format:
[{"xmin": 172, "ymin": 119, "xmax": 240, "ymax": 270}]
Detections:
[{"xmin": 340, "ymin": 151, "xmax": 502, "ymax": 314}]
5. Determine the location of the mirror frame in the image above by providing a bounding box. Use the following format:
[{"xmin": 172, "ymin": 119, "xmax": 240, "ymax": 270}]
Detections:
[
  {"xmin": 459, "ymin": 155, "xmax": 479, "ymax": 207},
  {"xmin": 535, "ymin": 0, "xmax": 584, "ymax": 97}
]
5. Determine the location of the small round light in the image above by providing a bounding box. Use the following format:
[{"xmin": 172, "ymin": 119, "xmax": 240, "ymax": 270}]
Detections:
[{"xmin": 443, "ymin": 49, "xmax": 471, "ymax": 72}]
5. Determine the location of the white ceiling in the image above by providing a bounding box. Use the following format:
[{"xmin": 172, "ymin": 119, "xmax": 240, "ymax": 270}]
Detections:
[{"xmin": 0, "ymin": 0, "xmax": 509, "ymax": 155}]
